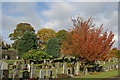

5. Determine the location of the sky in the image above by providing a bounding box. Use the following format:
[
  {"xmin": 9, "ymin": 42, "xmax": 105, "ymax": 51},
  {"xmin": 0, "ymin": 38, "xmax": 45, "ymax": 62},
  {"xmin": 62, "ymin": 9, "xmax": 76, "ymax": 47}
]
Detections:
[{"xmin": 1, "ymin": 0, "xmax": 119, "ymax": 48}]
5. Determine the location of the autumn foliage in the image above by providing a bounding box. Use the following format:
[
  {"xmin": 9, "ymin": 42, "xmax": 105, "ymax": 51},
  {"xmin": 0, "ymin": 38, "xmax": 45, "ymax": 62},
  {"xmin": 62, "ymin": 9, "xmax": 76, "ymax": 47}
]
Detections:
[{"xmin": 61, "ymin": 17, "xmax": 115, "ymax": 62}]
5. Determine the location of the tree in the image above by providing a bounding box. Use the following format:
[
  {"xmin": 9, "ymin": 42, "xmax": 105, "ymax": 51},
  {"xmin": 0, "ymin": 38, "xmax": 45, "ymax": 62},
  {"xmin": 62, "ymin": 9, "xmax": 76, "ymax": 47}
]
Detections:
[
  {"xmin": 44, "ymin": 38, "xmax": 60, "ymax": 57},
  {"xmin": 56, "ymin": 29, "xmax": 67, "ymax": 42},
  {"xmin": 16, "ymin": 31, "xmax": 37, "ymax": 56},
  {"xmin": 110, "ymin": 47, "xmax": 119, "ymax": 57},
  {"xmin": 37, "ymin": 28, "xmax": 56, "ymax": 43},
  {"xmin": 9, "ymin": 23, "xmax": 35, "ymax": 49},
  {"xmin": 23, "ymin": 50, "xmax": 49, "ymax": 61},
  {"xmin": 61, "ymin": 16, "xmax": 115, "ymax": 63}
]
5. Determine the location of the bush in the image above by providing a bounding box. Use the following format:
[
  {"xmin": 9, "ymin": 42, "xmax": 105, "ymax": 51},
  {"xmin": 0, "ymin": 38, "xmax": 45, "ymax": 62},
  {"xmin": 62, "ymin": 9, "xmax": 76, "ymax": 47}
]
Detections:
[{"xmin": 57, "ymin": 73, "xmax": 71, "ymax": 78}]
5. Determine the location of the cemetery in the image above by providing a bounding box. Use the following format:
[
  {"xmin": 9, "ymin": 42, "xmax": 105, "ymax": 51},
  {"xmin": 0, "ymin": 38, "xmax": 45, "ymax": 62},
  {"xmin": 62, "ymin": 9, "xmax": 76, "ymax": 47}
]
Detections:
[
  {"xmin": 1, "ymin": 3, "xmax": 119, "ymax": 79},
  {"xmin": 0, "ymin": 56, "xmax": 119, "ymax": 80}
]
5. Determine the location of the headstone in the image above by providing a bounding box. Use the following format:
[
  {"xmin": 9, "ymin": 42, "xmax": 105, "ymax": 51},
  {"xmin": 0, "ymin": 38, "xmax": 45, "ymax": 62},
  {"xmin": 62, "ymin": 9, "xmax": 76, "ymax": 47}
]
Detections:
[
  {"xmin": 44, "ymin": 60, "xmax": 46, "ymax": 64},
  {"xmin": 0, "ymin": 69, "xmax": 3, "ymax": 79},
  {"xmin": 116, "ymin": 64, "xmax": 119, "ymax": 69},
  {"xmin": 12, "ymin": 68, "xmax": 19, "ymax": 80},
  {"xmin": 30, "ymin": 68, "xmax": 36, "ymax": 78},
  {"xmin": 5, "ymin": 55, "xmax": 8, "ymax": 60},
  {"xmin": 27, "ymin": 64, "xmax": 31, "ymax": 72},
  {"xmin": 75, "ymin": 61, "xmax": 80, "ymax": 75},
  {"xmin": 46, "ymin": 69, "xmax": 51, "ymax": 77},
  {"xmin": 39, "ymin": 69, "xmax": 45, "ymax": 78},
  {"xmin": 50, "ymin": 71, "xmax": 52, "ymax": 77},
  {"xmin": 1, "ymin": 61, "xmax": 8, "ymax": 70},
  {"xmin": 72, "ymin": 67, "xmax": 75, "ymax": 75},
  {"xmin": 83, "ymin": 66, "xmax": 88, "ymax": 75},
  {"xmin": 31, "ymin": 62, "xmax": 34, "ymax": 69},
  {"xmin": 2, "ymin": 70, "xmax": 9, "ymax": 79},
  {"xmin": 22, "ymin": 64, "xmax": 27, "ymax": 70},
  {"xmin": 16, "ymin": 56, "xmax": 19, "ymax": 59},
  {"xmin": 63, "ymin": 62, "xmax": 67, "ymax": 74},
  {"xmin": 1, "ymin": 61, "xmax": 9, "ymax": 79}
]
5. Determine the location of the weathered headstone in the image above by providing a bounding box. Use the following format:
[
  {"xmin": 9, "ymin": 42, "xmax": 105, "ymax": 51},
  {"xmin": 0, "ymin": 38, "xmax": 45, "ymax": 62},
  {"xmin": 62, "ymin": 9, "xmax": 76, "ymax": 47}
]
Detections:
[
  {"xmin": 63, "ymin": 62, "xmax": 67, "ymax": 74},
  {"xmin": 83, "ymin": 66, "xmax": 88, "ymax": 75},
  {"xmin": 1, "ymin": 61, "xmax": 9, "ymax": 79},
  {"xmin": 30, "ymin": 68, "xmax": 36, "ymax": 78},
  {"xmin": 12, "ymin": 68, "xmax": 19, "ymax": 80},
  {"xmin": 22, "ymin": 64, "xmax": 27, "ymax": 70},
  {"xmin": 46, "ymin": 69, "xmax": 51, "ymax": 77},
  {"xmin": 1, "ymin": 61, "xmax": 8, "ymax": 70},
  {"xmin": 44, "ymin": 60, "xmax": 46, "ymax": 64},
  {"xmin": 16, "ymin": 56, "xmax": 19, "ymax": 59},
  {"xmin": 5, "ymin": 55, "xmax": 8, "ymax": 60},
  {"xmin": 31, "ymin": 62, "xmax": 34, "ymax": 69},
  {"xmin": 75, "ymin": 61, "xmax": 80, "ymax": 75},
  {"xmin": 27, "ymin": 64, "xmax": 31, "ymax": 72},
  {"xmin": 72, "ymin": 67, "xmax": 75, "ymax": 75},
  {"xmin": 0, "ymin": 68, "xmax": 3, "ymax": 80},
  {"xmin": 39, "ymin": 69, "xmax": 45, "ymax": 78}
]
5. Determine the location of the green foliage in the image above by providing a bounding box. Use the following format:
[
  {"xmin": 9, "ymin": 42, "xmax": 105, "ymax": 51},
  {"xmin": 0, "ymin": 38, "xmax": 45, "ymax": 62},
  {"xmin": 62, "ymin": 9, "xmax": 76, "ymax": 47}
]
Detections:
[
  {"xmin": 37, "ymin": 28, "xmax": 56, "ymax": 42},
  {"xmin": 23, "ymin": 50, "xmax": 49, "ymax": 60},
  {"xmin": 44, "ymin": 38, "xmax": 60, "ymax": 57},
  {"xmin": 56, "ymin": 29, "xmax": 67, "ymax": 41},
  {"xmin": 9, "ymin": 23, "xmax": 35, "ymax": 49},
  {"xmin": 16, "ymin": 31, "xmax": 37, "ymax": 56}
]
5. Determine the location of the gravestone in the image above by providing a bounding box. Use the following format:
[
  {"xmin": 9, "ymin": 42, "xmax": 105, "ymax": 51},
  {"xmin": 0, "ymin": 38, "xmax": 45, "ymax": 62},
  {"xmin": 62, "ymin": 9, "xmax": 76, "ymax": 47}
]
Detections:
[
  {"xmin": 27, "ymin": 64, "xmax": 31, "ymax": 72},
  {"xmin": 30, "ymin": 68, "xmax": 36, "ymax": 78},
  {"xmin": 12, "ymin": 68, "xmax": 19, "ymax": 80},
  {"xmin": 1, "ymin": 61, "xmax": 8, "ymax": 70},
  {"xmin": 2, "ymin": 70, "xmax": 9, "ymax": 79},
  {"xmin": 72, "ymin": 67, "xmax": 75, "ymax": 75},
  {"xmin": 50, "ymin": 71, "xmax": 52, "ymax": 77},
  {"xmin": 1, "ymin": 61, "xmax": 9, "ymax": 79},
  {"xmin": 0, "ymin": 68, "xmax": 3, "ymax": 80},
  {"xmin": 83, "ymin": 66, "xmax": 88, "ymax": 75},
  {"xmin": 15, "ymin": 61, "xmax": 21, "ymax": 69},
  {"xmin": 5, "ymin": 55, "xmax": 8, "ymax": 60},
  {"xmin": 46, "ymin": 69, "xmax": 51, "ymax": 77},
  {"xmin": 44, "ymin": 60, "xmax": 46, "ymax": 64},
  {"xmin": 22, "ymin": 64, "xmax": 27, "ymax": 70},
  {"xmin": 31, "ymin": 62, "xmax": 34, "ymax": 69},
  {"xmin": 39, "ymin": 69, "xmax": 45, "ymax": 78},
  {"xmin": 116, "ymin": 65, "xmax": 118, "ymax": 69},
  {"xmin": 63, "ymin": 62, "xmax": 67, "ymax": 74},
  {"xmin": 23, "ymin": 71, "xmax": 30, "ymax": 79},
  {"xmin": 75, "ymin": 61, "xmax": 80, "ymax": 75}
]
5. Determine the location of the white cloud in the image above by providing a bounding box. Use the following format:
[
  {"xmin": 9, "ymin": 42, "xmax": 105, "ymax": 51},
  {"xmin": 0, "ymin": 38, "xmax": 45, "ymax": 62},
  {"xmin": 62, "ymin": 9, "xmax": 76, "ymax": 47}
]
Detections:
[{"xmin": 2, "ymin": 2, "xmax": 118, "ymax": 48}]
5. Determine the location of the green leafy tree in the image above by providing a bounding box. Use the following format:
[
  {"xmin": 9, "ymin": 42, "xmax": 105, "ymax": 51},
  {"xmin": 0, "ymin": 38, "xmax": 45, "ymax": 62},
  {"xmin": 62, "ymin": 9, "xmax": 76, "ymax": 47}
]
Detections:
[
  {"xmin": 16, "ymin": 31, "xmax": 37, "ymax": 56},
  {"xmin": 44, "ymin": 38, "xmax": 60, "ymax": 57},
  {"xmin": 23, "ymin": 50, "xmax": 49, "ymax": 60},
  {"xmin": 56, "ymin": 29, "xmax": 67, "ymax": 41},
  {"xmin": 37, "ymin": 28, "xmax": 56, "ymax": 43},
  {"xmin": 9, "ymin": 23, "xmax": 35, "ymax": 49}
]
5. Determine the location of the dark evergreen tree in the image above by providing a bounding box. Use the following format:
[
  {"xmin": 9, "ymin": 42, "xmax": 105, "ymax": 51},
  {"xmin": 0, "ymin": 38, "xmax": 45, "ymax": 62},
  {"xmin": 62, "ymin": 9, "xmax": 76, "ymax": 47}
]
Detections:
[
  {"xmin": 44, "ymin": 38, "xmax": 60, "ymax": 58},
  {"xmin": 16, "ymin": 31, "xmax": 37, "ymax": 56}
]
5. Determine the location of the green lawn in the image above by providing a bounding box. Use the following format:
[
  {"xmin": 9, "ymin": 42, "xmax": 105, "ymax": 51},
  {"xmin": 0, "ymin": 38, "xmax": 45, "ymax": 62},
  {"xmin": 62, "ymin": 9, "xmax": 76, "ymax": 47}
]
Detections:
[{"xmin": 61, "ymin": 70, "xmax": 119, "ymax": 80}]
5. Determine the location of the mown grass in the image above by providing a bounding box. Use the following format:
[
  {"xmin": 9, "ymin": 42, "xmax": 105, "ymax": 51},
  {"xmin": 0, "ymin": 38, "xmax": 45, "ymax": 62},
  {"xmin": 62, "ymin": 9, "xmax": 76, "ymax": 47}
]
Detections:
[{"xmin": 61, "ymin": 70, "xmax": 119, "ymax": 80}]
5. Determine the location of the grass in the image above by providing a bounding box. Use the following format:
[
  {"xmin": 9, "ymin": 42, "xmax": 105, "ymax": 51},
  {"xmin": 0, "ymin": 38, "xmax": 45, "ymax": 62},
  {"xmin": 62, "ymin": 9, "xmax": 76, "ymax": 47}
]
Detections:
[
  {"xmin": 61, "ymin": 70, "xmax": 119, "ymax": 80},
  {"xmin": 99, "ymin": 62, "xmax": 117, "ymax": 67}
]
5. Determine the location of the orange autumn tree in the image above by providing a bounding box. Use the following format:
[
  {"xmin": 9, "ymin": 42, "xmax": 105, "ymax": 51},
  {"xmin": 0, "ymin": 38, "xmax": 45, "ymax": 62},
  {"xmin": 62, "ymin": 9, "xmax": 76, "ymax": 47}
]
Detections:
[{"xmin": 61, "ymin": 16, "xmax": 115, "ymax": 63}]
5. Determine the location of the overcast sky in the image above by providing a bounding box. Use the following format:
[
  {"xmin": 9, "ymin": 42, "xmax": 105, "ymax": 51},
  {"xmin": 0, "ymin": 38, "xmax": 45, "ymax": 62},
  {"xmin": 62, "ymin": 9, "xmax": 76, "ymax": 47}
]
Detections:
[{"xmin": 1, "ymin": 1, "xmax": 118, "ymax": 48}]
